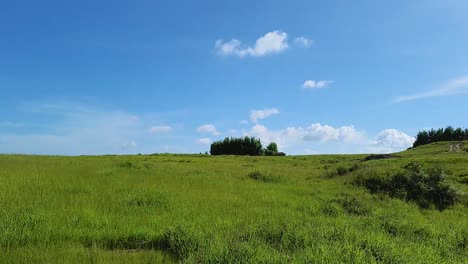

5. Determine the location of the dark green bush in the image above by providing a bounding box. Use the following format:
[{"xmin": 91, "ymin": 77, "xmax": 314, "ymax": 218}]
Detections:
[
  {"xmin": 356, "ymin": 162, "xmax": 459, "ymax": 210},
  {"xmin": 327, "ymin": 164, "xmax": 360, "ymax": 178},
  {"xmin": 336, "ymin": 166, "xmax": 349, "ymax": 176},
  {"xmin": 247, "ymin": 171, "xmax": 281, "ymax": 183},
  {"xmin": 266, "ymin": 142, "xmax": 278, "ymax": 154},
  {"xmin": 210, "ymin": 137, "xmax": 263, "ymax": 156},
  {"xmin": 210, "ymin": 137, "xmax": 285, "ymax": 156}
]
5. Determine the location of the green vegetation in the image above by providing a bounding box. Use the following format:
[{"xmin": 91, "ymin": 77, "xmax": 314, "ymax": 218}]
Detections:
[
  {"xmin": 354, "ymin": 162, "xmax": 459, "ymax": 210},
  {"xmin": 210, "ymin": 137, "xmax": 285, "ymax": 156},
  {"xmin": 210, "ymin": 137, "xmax": 263, "ymax": 155},
  {"xmin": 0, "ymin": 142, "xmax": 467, "ymax": 263},
  {"xmin": 413, "ymin": 126, "xmax": 468, "ymax": 148}
]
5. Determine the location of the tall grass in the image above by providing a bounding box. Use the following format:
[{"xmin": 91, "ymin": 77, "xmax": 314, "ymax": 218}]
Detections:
[{"xmin": 0, "ymin": 144, "xmax": 467, "ymax": 263}]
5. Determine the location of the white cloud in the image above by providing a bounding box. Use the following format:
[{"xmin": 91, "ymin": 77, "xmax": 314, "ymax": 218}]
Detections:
[
  {"xmin": 240, "ymin": 120, "xmax": 249, "ymax": 125},
  {"xmin": 294, "ymin": 36, "xmax": 314, "ymax": 48},
  {"xmin": 0, "ymin": 101, "xmax": 198, "ymax": 155},
  {"xmin": 197, "ymin": 124, "xmax": 220, "ymax": 135},
  {"xmin": 196, "ymin": 138, "xmax": 212, "ymax": 145},
  {"xmin": 250, "ymin": 108, "xmax": 280, "ymax": 123},
  {"xmin": 215, "ymin": 30, "xmax": 289, "ymax": 58},
  {"xmin": 244, "ymin": 123, "xmax": 365, "ymax": 150},
  {"xmin": 0, "ymin": 102, "xmax": 143, "ymax": 155},
  {"xmin": 303, "ymin": 80, "xmax": 334, "ymax": 89},
  {"xmin": 148, "ymin": 125, "xmax": 173, "ymax": 133},
  {"xmin": 243, "ymin": 123, "xmax": 413, "ymax": 154},
  {"xmin": 302, "ymin": 124, "xmax": 364, "ymax": 143},
  {"xmin": 369, "ymin": 129, "xmax": 415, "ymax": 153},
  {"xmin": 393, "ymin": 75, "xmax": 468, "ymax": 103}
]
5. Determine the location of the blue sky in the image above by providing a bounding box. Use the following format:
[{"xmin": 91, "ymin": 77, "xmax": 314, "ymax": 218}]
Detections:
[{"xmin": 1, "ymin": 0, "xmax": 467, "ymax": 155}]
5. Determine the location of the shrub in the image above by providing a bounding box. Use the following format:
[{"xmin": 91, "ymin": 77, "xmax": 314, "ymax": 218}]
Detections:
[
  {"xmin": 247, "ymin": 171, "xmax": 281, "ymax": 183},
  {"xmin": 355, "ymin": 162, "xmax": 459, "ymax": 210},
  {"xmin": 210, "ymin": 137, "xmax": 263, "ymax": 156},
  {"xmin": 210, "ymin": 137, "xmax": 285, "ymax": 156},
  {"xmin": 266, "ymin": 142, "xmax": 278, "ymax": 154},
  {"xmin": 336, "ymin": 166, "xmax": 349, "ymax": 176},
  {"xmin": 327, "ymin": 164, "xmax": 360, "ymax": 178}
]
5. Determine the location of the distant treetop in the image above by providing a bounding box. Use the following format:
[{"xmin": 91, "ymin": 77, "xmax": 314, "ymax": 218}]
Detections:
[
  {"xmin": 413, "ymin": 126, "xmax": 468, "ymax": 148},
  {"xmin": 210, "ymin": 137, "xmax": 284, "ymax": 156}
]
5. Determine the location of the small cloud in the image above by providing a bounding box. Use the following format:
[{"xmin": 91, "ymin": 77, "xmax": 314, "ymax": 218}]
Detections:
[
  {"xmin": 149, "ymin": 125, "xmax": 173, "ymax": 133},
  {"xmin": 240, "ymin": 120, "xmax": 249, "ymax": 125},
  {"xmin": 250, "ymin": 108, "xmax": 280, "ymax": 123},
  {"xmin": 197, "ymin": 138, "xmax": 212, "ymax": 145},
  {"xmin": 122, "ymin": 141, "xmax": 137, "ymax": 149},
  {"xmin": 294, "ymin": 36, "xmax": 314, "ymax": 48},
  {"xmin": 392, "ymin": 75, "xmax": 468, "ymax": 103},
  {"xmin": 215, "ymin": 30, "xmax": 289, "ymax": 58},
  {"xmin": 303, "ymin": 80, "xmax": 333, "ymax": 89},
  {"xmin": 197, "ymin": 124, "xmax": 220, "ymax": 135}
]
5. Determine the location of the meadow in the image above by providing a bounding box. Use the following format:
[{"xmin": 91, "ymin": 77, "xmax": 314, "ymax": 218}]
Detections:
[{"xmin": 0, "ymin": 142, "xmax": 467, "ymax": 263}]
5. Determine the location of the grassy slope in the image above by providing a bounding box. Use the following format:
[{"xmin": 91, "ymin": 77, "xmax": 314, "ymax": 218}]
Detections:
[{"xmin": 0, "ymin": 142, "xmax": 466, "ymax": 263}]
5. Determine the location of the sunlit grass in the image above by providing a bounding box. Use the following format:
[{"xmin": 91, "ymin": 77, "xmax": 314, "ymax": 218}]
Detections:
[{"xmin": 0, "ymin": 143, "xmax": 467, "ymax": 263}]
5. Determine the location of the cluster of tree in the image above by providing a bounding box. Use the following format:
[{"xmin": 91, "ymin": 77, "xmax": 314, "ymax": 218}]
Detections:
[
  {"xmin": 210, "ymin": 137, "xmax": 285, "ymax": 156},
  {"xmin": 413, "ymin": 126, "xmax": 468, "ymax": 148}
]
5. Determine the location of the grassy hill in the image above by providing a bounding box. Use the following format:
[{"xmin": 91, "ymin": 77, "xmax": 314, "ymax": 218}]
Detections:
[{"xmin": 0, "ymin": 143, "xmax": 467, "ymax": 263}]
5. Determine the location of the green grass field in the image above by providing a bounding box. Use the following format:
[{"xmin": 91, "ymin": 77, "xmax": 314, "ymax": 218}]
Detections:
[{"xmin": 0, "ymin": 142, "xmax": 467, "ymax": 263}]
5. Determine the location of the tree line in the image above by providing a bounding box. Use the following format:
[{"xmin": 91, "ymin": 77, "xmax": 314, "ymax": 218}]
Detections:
[
  {"xmin": 210, "ymin": 137, "xmax": 285, "ymax": 156},
  {"xmin": 413, "ymin": 126, "xmax": 468, "ymax": 148}
]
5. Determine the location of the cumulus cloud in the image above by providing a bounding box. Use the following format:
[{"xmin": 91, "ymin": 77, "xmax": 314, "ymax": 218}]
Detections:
[
  {"xmin": 369, "ymin": 129, "xmax": 415, "ymax": 153},
  {"xmin": 243, "ymin": 123, "xmax": 413, "ymax": 154},
  {"xmin": 148, "ymin": 125, "xmax": 173, "ymax": 133},
  {"xmin": 294, "ymin": 36, "xmax": 314, "ymax": 48},
  {"xmin": 302, "ymin": 124, "xmax": 364, "ymax": 142},
  {"xmin": 244, "ymin": 123, "xmax": 365, "ymax": 150},
  {"xmin": 250, "ymin": 108, "xmax": 280, "ymax": 123},
  {"xmin": 197, "ymin": 124, "xmax": 220, "ymax": 135},
  {"xmin": 393, "ymin": 75, "xmax": 468, "ymax": 103},
  {"xmin": 240, "ymin": 120, "xmax": 249, "ymax": 125},
  {"xmin": 303, "ymin": 80, "xmax": 334, "ymax": 89},
  {"xmin": 196, "ymin": 138, "xmax": 212, "ymax": 145},
  {"xmin": 215, "ymin": 31, "xmax": 289, "ymax": 58}
]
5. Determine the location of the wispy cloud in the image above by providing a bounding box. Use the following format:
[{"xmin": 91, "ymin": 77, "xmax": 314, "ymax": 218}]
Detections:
[
  {"xmin": 250, "ymin": 108, "xmax": 280, "ymax": 123},
  {"xmin": 303, "ymin": 80, "xmax": 333, "ymax": 89},
  {"xmin": 0, "ymin": 100, "xmax": 183, "ymax": 155},
  {"xmin": 196, "ymin": 138, "xmax": 212, "ymax": 145},
  {"xmin": 197, "ymin": 124, "xmax": 220, "ymax": 136},
  {"xmin": 393, "ymin": 75, "xmax": 468, "ymax": 103},
  {"xmin": 294, "ymin": 36, "xmax": 314, "ymax": 48},
  {"xmin": 149, "ymin": 125, "xmax": 173, "ymax": 133},
  {"xmin": 215, "ymin": 31, "xmax": 289, "ymax": 58}
]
